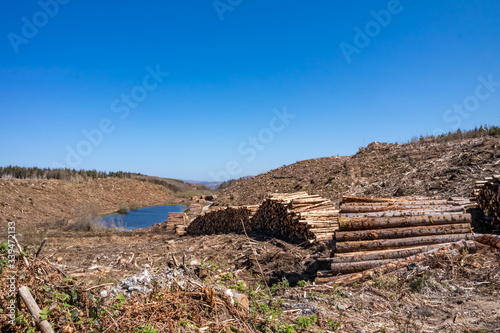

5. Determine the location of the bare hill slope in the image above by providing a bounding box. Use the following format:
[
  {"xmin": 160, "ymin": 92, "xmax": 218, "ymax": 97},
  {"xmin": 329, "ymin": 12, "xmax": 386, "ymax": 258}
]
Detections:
[
  {"xmin": 0, "ymin": 177, "xmax": 206, "ymax": 226},
  {"xmin": 215, "ymin": 136, "xmax": 500, "ymax": 206}
]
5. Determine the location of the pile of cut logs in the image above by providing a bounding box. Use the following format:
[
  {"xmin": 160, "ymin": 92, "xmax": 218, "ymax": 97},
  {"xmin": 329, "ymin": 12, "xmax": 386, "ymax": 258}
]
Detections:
[
  {"xmin": 162, "ymin": 212, "xmax": 188, "ymax": 235},
  {"xmin": 475, "ymin": 175, "xmax": 500, "ymax": 229},
  {"xmin": 186, "ymin": 207, "xmax": 252, "ymax": 235},
  {"xmin": 251, "ymin": 192, "xmax": 339, "ymax": 241},
  {"xmin": 186, "ymin": 192, "xmax": 339, "ymax": 241},
  {"xmin": 315, "ymin": 195, "xmax": 475, "ymax": 285}
]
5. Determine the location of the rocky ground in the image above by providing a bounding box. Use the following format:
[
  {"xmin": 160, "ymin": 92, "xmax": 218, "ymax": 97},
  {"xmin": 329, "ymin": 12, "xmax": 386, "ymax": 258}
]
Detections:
[{"xmin": 215, "ymin": 136, "xmax": 500, "ymax": 207}]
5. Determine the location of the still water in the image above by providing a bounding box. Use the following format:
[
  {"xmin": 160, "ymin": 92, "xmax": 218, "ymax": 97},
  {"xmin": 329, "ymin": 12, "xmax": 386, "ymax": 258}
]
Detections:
[{"xmin": 102, "ymin": 205, "xmax": 186, "ymax": 229}]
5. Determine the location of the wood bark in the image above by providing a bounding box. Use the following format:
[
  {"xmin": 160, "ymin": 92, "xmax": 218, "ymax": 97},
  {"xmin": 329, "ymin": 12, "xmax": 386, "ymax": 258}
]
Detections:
[
  {"xmin": 334, "ymin": 233, "xmax": 473, "ymax": 253},
  {"xmin": 335, "ymin": 223, "xmax": 471, "ymax": 242},
  {"xmin": 323, "ymin": 242, "xmax": 471, "ymax": 263},
  {"xmin": 474, "ymin": 233, "xmax": 500, "ymax": 249},
  {"xmin": 338, "ymin": 213, "xmax": 471, "ymax": 230},
  {"xmin": 341, "ymin": 207, "xmax": 465, "ymax": 218},
  {"xmin": 330, "ymin": 259, "xmax": 396, "ymax": 274}
]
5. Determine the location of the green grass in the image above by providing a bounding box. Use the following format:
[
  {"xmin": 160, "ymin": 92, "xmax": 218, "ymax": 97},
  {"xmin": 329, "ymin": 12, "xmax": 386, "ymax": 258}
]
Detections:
[{"xmin": 101, "ymin": 211, "xmax": 118, "ymax": 217}]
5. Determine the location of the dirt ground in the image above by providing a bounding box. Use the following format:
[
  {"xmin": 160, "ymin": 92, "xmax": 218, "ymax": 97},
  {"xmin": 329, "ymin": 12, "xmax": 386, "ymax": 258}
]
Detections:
[{"xmin": 7, "ymin": 225, "xmax": 499, "ymax": 332}]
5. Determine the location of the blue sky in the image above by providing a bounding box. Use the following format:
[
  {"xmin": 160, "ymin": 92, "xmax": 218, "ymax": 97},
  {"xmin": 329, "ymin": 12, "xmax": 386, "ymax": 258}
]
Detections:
[{"xmin": 1, "ymin": 0, "xmax": 499, "ymax": 181}]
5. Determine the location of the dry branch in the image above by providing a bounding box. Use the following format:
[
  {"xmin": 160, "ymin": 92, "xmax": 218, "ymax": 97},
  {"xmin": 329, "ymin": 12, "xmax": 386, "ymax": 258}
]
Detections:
[{"xmin": 18, "ymin": 286, "xmax": 55, "ymax": 333}]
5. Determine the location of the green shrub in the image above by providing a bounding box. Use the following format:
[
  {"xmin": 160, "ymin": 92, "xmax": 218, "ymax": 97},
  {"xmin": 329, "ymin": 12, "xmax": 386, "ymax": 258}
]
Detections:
[
  {"xmin": 295, "ymin": 315, "xmax": 317, "ymax": 329},
  {"xmin": 220, "ymin": 272, "xmax": 233, "ymax": 282},
  {"xmin": 297, "ymin": 280, "xmax": 309, "ymax": 287}
]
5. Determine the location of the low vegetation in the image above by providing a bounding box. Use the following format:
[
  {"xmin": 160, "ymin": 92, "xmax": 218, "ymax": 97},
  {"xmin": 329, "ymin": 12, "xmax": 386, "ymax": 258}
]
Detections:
[
  {"xmin": 117, "ymin": 203, "xmax": 130, "ymax": 214},
  {"xmin": 72, "ymin": 202, "xmax": 104, "ymax": 231}
]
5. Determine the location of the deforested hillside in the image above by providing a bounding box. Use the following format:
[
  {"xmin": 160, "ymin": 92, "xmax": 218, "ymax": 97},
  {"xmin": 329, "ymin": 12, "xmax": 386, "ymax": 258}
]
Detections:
[
  {"xmin": 0, "ymin": 176, "xmax": 210, "ymax": 226},
  {"xmin": 215, "ymin": 136, "xmax": 500, "ymax": 206}
]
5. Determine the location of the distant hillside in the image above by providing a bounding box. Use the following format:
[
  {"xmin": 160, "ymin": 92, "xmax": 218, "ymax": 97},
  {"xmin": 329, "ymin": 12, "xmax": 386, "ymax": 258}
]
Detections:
[
  {"xmin": 0, "ymin": 166, "xmax": 210, "ymax": 193},
  {"xmin": 184, "ymin": 180, "xmax": 223, "ymax": 190},
  {"xmin": 0, "ymin": 171, "xmax": 211, "ymax": 226},
  {"xmin": 215, "ymin": 134, "xmax": 500, "ymax": 206}
]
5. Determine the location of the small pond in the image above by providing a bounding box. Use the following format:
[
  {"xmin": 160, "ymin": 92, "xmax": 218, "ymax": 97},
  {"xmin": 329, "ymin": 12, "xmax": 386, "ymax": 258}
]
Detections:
[{"xmin": 102, "ymin": 205, "xmax": 187, "ymax": 229}]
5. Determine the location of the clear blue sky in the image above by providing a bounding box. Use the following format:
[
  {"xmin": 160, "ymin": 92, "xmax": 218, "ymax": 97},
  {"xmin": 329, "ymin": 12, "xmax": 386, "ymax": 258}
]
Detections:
[{"xmin": 1, "ymin": 0, "xmax": 499, "ymax": 181}]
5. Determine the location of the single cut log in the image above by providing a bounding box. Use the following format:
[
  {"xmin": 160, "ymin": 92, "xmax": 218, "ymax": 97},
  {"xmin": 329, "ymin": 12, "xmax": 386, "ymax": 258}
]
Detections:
[
  {"xmin": 338, "ymin": 214, "xmax": 471, "ymax": 230},
  {"xmin": 334, "ymin": 233, "xmax": 473, "ymax": 253},
  {"xmin": 330, "ymin": 259, "xmax": 398, "ymax": 274},
  {"xmin": 335, "ymin": 223, "xmax": 471, "ymax": 241},
  {"xmin": 323, "ymin": 242, "xmax": 468, "ymax": 263},
  {"xmin": 341, "ymin": 207, "xmax": 465, "ymax": 218},
  {"xmin": 340, "ymin": 205, "xmax": 458, "ymax": 213},
  {"xmin": 474, "ymin": 233, "xmax": 500, "ymax": 249}
]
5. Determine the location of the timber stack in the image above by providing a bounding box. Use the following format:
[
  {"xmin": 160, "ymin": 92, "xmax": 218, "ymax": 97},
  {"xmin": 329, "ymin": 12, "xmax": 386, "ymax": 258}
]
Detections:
[
  {"xmin": 165, "ymin": 212, "xmax": 188, "ymax": 235},
  {"xmin": 251, "ymin": 192, "xmax": 339, "ymax": 241},
  {"xmin": 475, "ymin": 175, "xmax": 500, "ymax": 230},
  {"xmin": 186, "ymin": 192, "xmax": 339, "ymax": 241},
  {"xmin": 315, "ymin": 195, "xmax": 475, "ymax": 285},
  {"xmin": 186, "ymin": 206, "xmax": 252, "ymax": 235}
]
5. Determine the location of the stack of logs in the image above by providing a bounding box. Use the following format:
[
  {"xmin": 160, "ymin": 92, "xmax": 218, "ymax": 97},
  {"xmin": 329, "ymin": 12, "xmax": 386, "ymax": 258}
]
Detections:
[
  {"xmin": 315, "ymin": 195, "xmax": 475, "ymax": 285},
  {"xmin": 251, "ymin": 192, "xmax": 339, "ymax": 241},
  {"xmin": 186, "ymin": 192, "xmax": 339, "ymax": 241},
  {"xmin": 186, "ymin": 207, "xmax": 252, "ymax": 235},
  {"xmin": 165, "ymin": 212, "xmax": 189, "ymax": 235},
  {"xmin": 475, "ymin": 175, "xmax": 500, "ymax": 230}
]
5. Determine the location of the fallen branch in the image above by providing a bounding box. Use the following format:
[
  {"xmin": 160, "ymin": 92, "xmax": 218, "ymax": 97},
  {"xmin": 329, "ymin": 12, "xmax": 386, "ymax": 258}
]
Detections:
[
  {"xmin": 18, "ymin": 286, "xmax": 55, "ymax": 333},
  {"xmin": 35, "ymin": 238, "xmax": 48, "ymax": 258},
  {"xmin": 12, "ymin": 235, "xmax": 30, "ymax": 267}
]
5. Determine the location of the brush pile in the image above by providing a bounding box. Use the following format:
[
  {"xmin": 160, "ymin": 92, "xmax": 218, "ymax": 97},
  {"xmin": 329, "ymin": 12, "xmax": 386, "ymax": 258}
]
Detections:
[
  {"xmin": 316, "ymin": 195, "xmax": 475, "ymax": 285},
  {"xmin": 186, "ymin": 192, "xmax": 339, "ymax": 241},
  {"xmin": 475, "ymin": 175, "xmax": 500, "ymax": 230}
]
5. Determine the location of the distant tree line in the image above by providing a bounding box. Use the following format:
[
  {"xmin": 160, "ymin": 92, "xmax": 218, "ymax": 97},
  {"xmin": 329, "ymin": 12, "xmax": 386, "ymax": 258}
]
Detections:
[
  {"xmin": 0, "ymin": 166, "xmax": 139, "ymax": 181},
  {"xmin": 409, "ymin": 125, "xmax": 500, "ymax": 144},
  {"xmin": 0, "ymin": 166, "xmax": 195, "ymax": 193}
]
